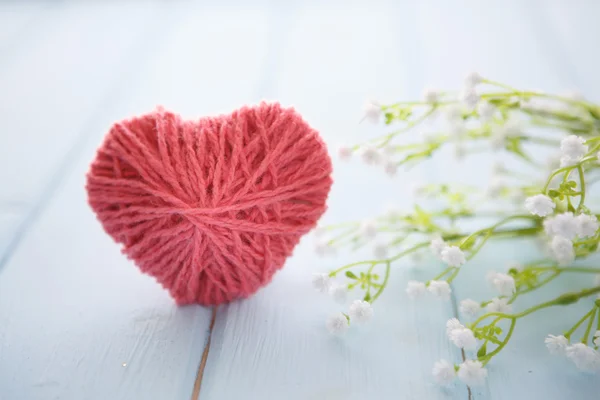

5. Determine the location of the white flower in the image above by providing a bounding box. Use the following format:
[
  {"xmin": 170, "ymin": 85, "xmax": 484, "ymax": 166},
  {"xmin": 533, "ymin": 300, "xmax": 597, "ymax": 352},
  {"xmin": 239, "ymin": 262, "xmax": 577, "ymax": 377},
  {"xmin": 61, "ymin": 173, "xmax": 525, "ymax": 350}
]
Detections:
[
  {"xmin": 315, "ymin": 240, "xmax": 336, "ymax": 257},
  {"xmin": 362, "ymin": 100, "xmax": 381, "ymax": 124},
  {"xmin": 432, "ymin": 359, "xmax": 456, "ymax": 386},
  {"xmin": 444, "ymin": 105, "xmax": 463, "ymax": 122},
  {"xmin": 478, "ymin": 101, "xmax": 495, "ymax": 122},
  {"xmin": 428, "ymin": 280, "xmax": 452, "ymax": 300},
  {"xmin": 360, "ymin": 145, "xmax": 382, "ymax": 165},
  {"xmin": 486, "ymin": 297, "xmax": 512, "ymax": 313},
  {"xmin": 560, "ymin": 135, "xmax": 588, "ymax": 167},
  {"xmin": 446, "ymin": 318, "xmax": 464, "ymax": 335},
  {"xmin": 430, "ymin": 236, "xmax": 446, "ymax": 259},
  {"xmin": 348, "ymin": 300, "xmax": 373, "ymax": 323},
  {"xmin": 546, "ymin": 212, "xmax": 578, "ymax": 239},
  {"xmin": 423, "ymin": 88, "xmax": 439, "ymax": 103},
  {"xmin": 460, "ymin": 88, "xmax": 479, "ymax": 109},
  {"xmin": 491, "ymin": 272, "xmax": 516, "ymax": 296},
  {"xmin": 465, "ymin": 71, "xmax": 483, "ymax": 88},
  {"xmin": 449, "ymin": 327, "xmax": 478, "ymax": 350},
  {"xmin": 360, "ymin": 220, "xmax": 378, "ymax": 239},
  {"xmin": 525, "ymin": 194, "xmax": 555, "ymax": 217},
  {"xmin": 337, "ymin": 146, "xmax": 352, "ymax": 160},
  {"xmin": 383, "ymin": 159, "xmax": 397, "ymax": 176},
  {"xmin": 326, "ymin": 313, "xmax": 349, "ymax": 335},
  {"xmin": 312, "ymin": 273, "xmax": 331, "ymax": 293},
  {"xmin": 373, "ymin": 242, "xmax": 388, "ymax": 259},
  {"xmin": 551, "ymin": 235, "xmax": 575, "ymax": 266},
  {"xmin": 594, "ymin": 330, "xmax": 600, "ymax": 347},
  {"xmin": 565, "ymin": 343, "xmax": 600, "ymax": 371},
  {"xmin": 545, "ymin": 334, "xmax": 569, "ymax": 355},
  {"xmin": 449, "ymin": 120, "xmax": 467, "ymax": 138},
  {"xmin": 486, "ymin": 270, "xmax": 499, "ymax": 285},
  {"xmin": 440, "ymin": 245, "xmax": 466, "ymax": 267},
  {"xmin": 406, "ymin": 280, "xmax": 427, "ymax": 299},
  {"xmin": 329, "ymin": 284, "xmax": 348, "ymax": 304},
  {"xmin": 457, "ymin": 360, "xmax": 487, "ymax": 386},
  {"xmin": 577, "ymin": 214, "xmax": 599, "ymax": 238},
  {"xmin": 459, "ymin": 299, "xmax": 481, "ymax": 318}
]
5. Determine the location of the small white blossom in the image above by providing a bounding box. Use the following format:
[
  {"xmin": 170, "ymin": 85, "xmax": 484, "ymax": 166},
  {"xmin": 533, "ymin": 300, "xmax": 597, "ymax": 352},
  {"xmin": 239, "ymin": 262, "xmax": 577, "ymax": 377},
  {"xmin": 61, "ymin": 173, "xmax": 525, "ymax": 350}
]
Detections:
[
  {"xmin": 312, "ymin": 273, "xmax": 331, "ymax": 293},
  {"xmin": 329, "ymin": 284, "xmax": 348, "ymax": 304},
  {"xmin": 430, "ymin": 236, "xmax": 446, "ymax": 259},
  {"xmin": 432, "ymin": 359, "xmax": 456, "ymax": 386},
  {"xmin": 326, "ymin": 313, "xmax": 349, "ymax": 335},
  {"xmin": 444, "ymin": 105, "xmax": 463, "ymax": 122},
  {"xmin": 565, "ymin": 343, "xmax": 600, "ymax": 371},
  {"xmin": 545, "ymin": 334, "xmax": 569, "ymax": 355},
  {"xmin": 491, "ymin": 272, "xmax": 516, "ymax": 296},
  {"xmin": 449, "ymin": 120, "xmax": 467, "ymax": 138},
  {"xmin": 373, "ymin": 242, "xmax": 389, "ymax": 259},
  {"xmin": 441, "ymin": 246, "xmax": 467, "ymax": 267},
  {"xmin": 486, "ymin": 297, "xmax": 512, "ymax": 313},
  {"xmin": 360, "ymin": 220, "xmax": 378, "ymax": 239},
  {"xmin": 459, "ymin": 299, "xmax": 481, "ymax": 318},
  {"xmin": 362, "ymin": 100, "xmax": 381, "ymax": 124},
  {"xmin": 360, "ymin": 145, "xmax": 382, "ymax": 165},
  {"xmin": 449, "ymin": 327, "xmax": 477, "ymax": 350},
  {"xmin": 486, "ymin": 270, "xmax": 499, "ymax": 285},
  {"xmin": 446, "ymin": 318, "xmax": 464, "ymax": 335},
  {"xmin": 525, "ymin": 194, "xmax": 556, "ymax": 217},
  {"xmin": 478, "ymin": 101, "xmax": 495, "ymax": 122},
  {"xmin": 337, "ymin": 146, "xmax": 353, "ymax": 160},
  {"xmin": 423, "ymin": 88, "xmax": 439, "ymax": 103},
  {"xmin": 315, "ymin": 240, "xmax": 336, "ymax": 257},
  {"xmin": 406, "ymin": 280, "xmax": 427, "ymax": 299},
  {"xmin": 348, "ymin": 300, "xmax": 373, "ymax": 324},
  {"xmin": 457, "ymin": 360, "xmax": 488, "ymax": 386},
  {"xmin": 593, "ymin": 331, "xmax": 600, "ymax": 347},
  {"xmin": 577, "ymin": 214, "xmax": 599, "ymax": 238},
  {"xmin": 428, "ymin": 280, "xmax": 452, "ymax": 300},
  {"xmin": 560, "ymin": 135, "xmax": 588, "ymax": 166},
  {"xmin": 460, "ymin": 88, "xmax": 479, "ymax": 109},
  {"xmin": 383, "ymin": 159, "xmax": 397, "ymax": 176},
  {"xmin": 545, "ymin": 212, "xmax": 578, "ymax": 240},
  {"xmin": 551, "ymin": 235, "xmax": 575, "ymax": 266},
  {"xmin": 465, "ymin": 71, "xmax": 483, "ymax": 88}
]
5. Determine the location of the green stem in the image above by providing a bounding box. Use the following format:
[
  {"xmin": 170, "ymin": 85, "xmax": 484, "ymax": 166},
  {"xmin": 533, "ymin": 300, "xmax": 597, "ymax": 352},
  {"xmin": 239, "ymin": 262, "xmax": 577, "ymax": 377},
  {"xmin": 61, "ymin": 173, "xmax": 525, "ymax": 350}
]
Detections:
[
  {"xmin": 565, "ymin": 308, "xmax": 596, "ymax": 340},
  {"xmin": 577, "ymin": 165, "xmax": 586, "ymax": 212},
  {"xmin": 481, "ymin": 318, "xmax": 516, "ymax": 366},
  {"xmin": 582, "ymin": 309, "xmax": 597, "ymax": 344},
  {"xmin": 371, "ymin": 262, "xmax": 391, "ymax": 302}
]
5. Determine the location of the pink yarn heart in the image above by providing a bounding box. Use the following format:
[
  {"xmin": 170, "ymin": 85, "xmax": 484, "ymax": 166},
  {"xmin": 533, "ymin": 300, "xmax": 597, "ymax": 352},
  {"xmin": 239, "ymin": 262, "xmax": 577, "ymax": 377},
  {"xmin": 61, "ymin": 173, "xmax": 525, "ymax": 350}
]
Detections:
[{"xmin": 86, "ymin": 102, "xmax": 333, "ymax": 305}]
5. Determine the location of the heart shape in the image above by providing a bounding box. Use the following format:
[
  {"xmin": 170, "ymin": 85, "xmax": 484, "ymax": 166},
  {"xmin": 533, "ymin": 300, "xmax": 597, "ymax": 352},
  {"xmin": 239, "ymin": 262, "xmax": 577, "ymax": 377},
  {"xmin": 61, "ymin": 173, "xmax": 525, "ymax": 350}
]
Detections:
[{"xmin": 86, "ymin": 102, "xmax": 333, "ymax": 305}]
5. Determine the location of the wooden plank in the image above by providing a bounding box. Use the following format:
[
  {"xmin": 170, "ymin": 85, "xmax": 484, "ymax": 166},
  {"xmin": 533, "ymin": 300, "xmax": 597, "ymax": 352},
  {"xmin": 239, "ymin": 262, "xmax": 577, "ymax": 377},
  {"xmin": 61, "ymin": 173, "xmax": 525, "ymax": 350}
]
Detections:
[
  {"xmin": 413, "ymin": 0, "xmax": 600, "ymax": 398},
  {"xmin": 0, "ymin": 2, "xmax": 272, "ymax": 399},
  {"xmin": 200, "ymin": 1, "xmax": 467, "ymax": 399}
]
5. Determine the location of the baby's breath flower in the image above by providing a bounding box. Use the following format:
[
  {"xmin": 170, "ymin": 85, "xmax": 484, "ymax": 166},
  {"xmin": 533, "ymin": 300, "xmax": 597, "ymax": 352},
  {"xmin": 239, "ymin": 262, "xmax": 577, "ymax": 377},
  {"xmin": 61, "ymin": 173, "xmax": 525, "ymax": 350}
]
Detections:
[
  {"xmin": 457, "ymin": 360, "xmax": 488, "ymax": 386},
  {"xmin": 360, "ymin": 145, "xmax": 382, "ymax": 165},
  {"xmin": 545, "ymin": 334, "xmax": 569, "ymax": 355},
  {"xmin": 478, "ymin": 101, "xmax": 495, "ymax": 122},
  {"xmin": 423, "ymin": 88, "xmax": 439, "ymax": 103},
  {"xmin": 430, "ymin": 236, "xmax": 446, "ymax": 259},
  {"xmin": 428, "ymin": 280, "xmax": 452, "ymax": 300},
  {"xmin": 525, "ymin": 194, "xmax": 556, "ymax": 217},
  {"xmin": 576, "ymin": 214, "xmax": 599, "ymax": 238},
  {"xmin": 315, "ymin": 240, "xmax": 336, "ymax": 257},
  {"xmin": 360, "ymin": 219, "xmax": 378, "ymax": 239},
  {"xmin": 312, "ymin": 273, "xmax": 331, "ymax": 293},
  {"xmin": 349, "ymin": 300, "xmax": 373, "ymax": 323},
  {"xmin": 593, "ymin": 331, "xmax": 600, "ymax": 347},
  {"xmin": 459, "ymin": 299, "xmax": 481, "ymax": 318},
  {"xmin": 491, "ymin": 272, "xmax": 516, "ymax": 296},
  {"xmin": 373, "ymin": 242, "xmax": 389, "ymax": 259},
  {"xmin": 565, "ymin": 343, "xmax": 600, "ymax": 371},
  {"xmin": 446, "ymin": 318, "xmax": 464, "ymax": 335},
  {"xmin": 329, "ymin": 284, "xmax": 348, "ymax": 304},
  {"xmin": 326, "ymin": 312, "xmax": 349, "ymax": 335},
  {"xmin": 383, "ymin": 159, "xmax": 398, "ymax": 176},
  {"xmin": 444, "ymin": 104, "xmax": 463, "ymax": 122},
  {"xmin": 546, "ymin": 212, "xmax": 578, "ymax": 240},
  {"xmin": 337, "ymin": 145, "xmax": 353, "ymax": 160},
  {"xmin": 406, "ymin": 280, "xmax": 427, "ymax": 299},
  {"xmin": 486, "ymin": 297, "xmax": 512, "ymax": 313},
  {"xmin": 440, "ymin": 245, "xmax": 466, "ymax": 267},
  {"xmin": 464, "ymin": 71, "xmax": 483, "ymax": 88},
  {"xmin": 362, "ymin": 100, "xmax": 381, "ymax": 124},
  {"xmin": 449, "ymin": 327, "xmax": 477, "ymax": 350},
  {"xmin": 460, "ymin": 88, "xmax": 479, "ymax": 109},
  {"xmin": 551, "ymin": 235, "xmax": 575, "ymax": 266},
  {"xmin": 432, "ymin": 359, "xmax": 456, "ymax": 386},
  {"xmin": 560, "ymin": 135, "xmax": 588, "ymax": 166}
]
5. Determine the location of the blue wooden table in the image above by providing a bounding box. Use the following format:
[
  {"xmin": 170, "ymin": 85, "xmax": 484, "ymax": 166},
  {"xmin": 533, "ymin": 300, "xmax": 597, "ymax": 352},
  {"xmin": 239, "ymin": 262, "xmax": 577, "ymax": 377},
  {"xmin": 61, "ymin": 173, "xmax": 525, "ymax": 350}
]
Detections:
[{"xmin": 1, "ymin": 1, "xmax": 599, "ymax": 399}]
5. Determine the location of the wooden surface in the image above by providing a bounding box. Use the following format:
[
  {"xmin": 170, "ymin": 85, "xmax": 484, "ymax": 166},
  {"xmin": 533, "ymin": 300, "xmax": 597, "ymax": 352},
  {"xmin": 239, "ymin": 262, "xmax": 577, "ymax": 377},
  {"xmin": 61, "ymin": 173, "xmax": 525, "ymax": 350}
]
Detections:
[{"xmin": 0, "ymin": 1, "xmax": 599, "ymax": 399}]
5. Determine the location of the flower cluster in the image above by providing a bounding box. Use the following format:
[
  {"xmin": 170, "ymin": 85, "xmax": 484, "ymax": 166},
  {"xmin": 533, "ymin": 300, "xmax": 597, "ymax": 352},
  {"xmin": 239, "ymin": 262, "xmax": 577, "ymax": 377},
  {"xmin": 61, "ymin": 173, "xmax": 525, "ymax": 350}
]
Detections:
[{"xmin": 314, "ymin": 73, "xmax": 600, "ymax": 387}]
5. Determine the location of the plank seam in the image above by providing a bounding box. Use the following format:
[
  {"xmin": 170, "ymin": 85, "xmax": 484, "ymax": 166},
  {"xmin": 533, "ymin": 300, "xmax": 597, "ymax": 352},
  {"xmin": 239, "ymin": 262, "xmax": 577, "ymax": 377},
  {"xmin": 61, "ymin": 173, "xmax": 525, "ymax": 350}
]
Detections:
[{"xmin": 191, "ymin": 306, "xmax": 218, "ymax": 400}]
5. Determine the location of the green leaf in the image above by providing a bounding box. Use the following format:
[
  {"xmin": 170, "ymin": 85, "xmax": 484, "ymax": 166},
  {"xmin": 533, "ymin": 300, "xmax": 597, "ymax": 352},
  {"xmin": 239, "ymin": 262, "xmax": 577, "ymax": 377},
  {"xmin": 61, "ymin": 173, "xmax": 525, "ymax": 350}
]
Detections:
[
  {"xmin": 345, "ymin": 271, "xmax": 358, "ymax": 279},
  {"xmin": 548, "ymin": 189, "xmax": 560, "ymax": 198},
  {"xmin": 384, "ymin": 112, "xmax": 395, "ymax": 125},
  {"xmin": 460, "ymin": 235, "xmax": 477, "ymax": 250},
  {"xmin": 477, "ymin": 343, "xmax": 487, "ymax": 358}
]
